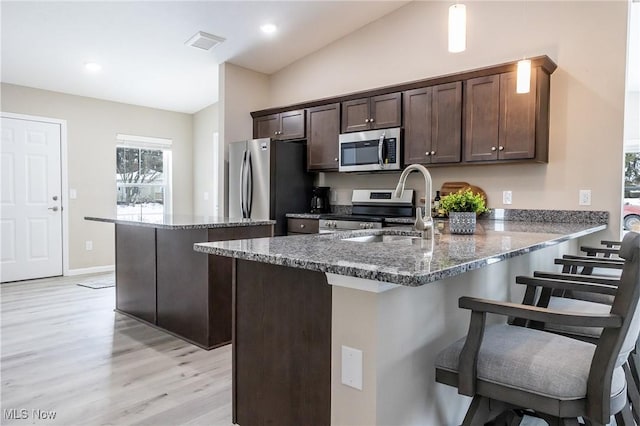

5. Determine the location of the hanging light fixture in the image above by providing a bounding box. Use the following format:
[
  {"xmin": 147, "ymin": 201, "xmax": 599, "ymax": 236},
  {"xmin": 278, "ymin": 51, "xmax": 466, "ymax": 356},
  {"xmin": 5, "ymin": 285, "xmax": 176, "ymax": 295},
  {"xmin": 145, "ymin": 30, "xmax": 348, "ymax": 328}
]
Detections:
[
  {"xmin": 516, "ymin": 59, "xmax": 531, "ymax": 94},
  {"xmin": 448, "ymin": 4, "xmax": 466, "ymax": 53}
]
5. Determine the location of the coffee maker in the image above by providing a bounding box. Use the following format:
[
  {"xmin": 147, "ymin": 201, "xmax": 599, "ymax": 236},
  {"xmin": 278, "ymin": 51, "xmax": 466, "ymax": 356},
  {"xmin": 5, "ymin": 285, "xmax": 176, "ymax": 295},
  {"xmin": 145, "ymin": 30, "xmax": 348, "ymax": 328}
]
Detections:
[{"xmin": 310, "ymin": 186, "xmax": 330, "ymax": 214}]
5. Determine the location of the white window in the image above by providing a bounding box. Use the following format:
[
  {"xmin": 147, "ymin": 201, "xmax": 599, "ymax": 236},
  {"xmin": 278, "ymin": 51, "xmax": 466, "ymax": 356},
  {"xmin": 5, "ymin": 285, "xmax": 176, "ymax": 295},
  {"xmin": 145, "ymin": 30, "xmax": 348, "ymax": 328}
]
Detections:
[{"xmin": 116, "ymin": 134, "xmax": 172, "ymax": 217}]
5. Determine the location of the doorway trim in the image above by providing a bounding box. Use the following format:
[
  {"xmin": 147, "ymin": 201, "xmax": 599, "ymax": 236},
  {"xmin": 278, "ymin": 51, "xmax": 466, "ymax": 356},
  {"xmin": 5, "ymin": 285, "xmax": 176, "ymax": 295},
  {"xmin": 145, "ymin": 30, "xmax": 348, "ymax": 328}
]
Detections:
[{"xmin": 1, "ymin": 111, "xmax": 70, "ymax": 277}]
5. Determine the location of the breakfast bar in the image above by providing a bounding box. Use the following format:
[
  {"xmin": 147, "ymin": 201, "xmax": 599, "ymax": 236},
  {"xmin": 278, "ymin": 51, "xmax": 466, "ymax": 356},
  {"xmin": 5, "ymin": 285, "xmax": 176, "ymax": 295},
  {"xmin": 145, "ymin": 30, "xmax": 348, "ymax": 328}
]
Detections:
[
  {"xmin": 85, "ymin": 215, "xmax": 274, "ymax": 349},
  {"xmin": 194, "ymin": 214, "xmax": 607, "ymax": 425}
]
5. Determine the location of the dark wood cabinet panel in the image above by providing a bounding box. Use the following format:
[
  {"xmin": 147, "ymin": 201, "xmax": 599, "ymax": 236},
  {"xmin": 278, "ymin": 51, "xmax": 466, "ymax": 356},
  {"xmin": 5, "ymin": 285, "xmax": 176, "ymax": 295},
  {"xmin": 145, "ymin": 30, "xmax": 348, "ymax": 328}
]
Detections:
[
  {"xmin": 307, "ymin": 103, "xmax": 340, "ymax": 171},
  {"xmin": 341, "ymin": 98, "xmax": 370, "ymax": 133},
  {"xmin": 464, "ymin": 71, "xmax": 541, "ymax": 163},
  {"xmin": 156, "ymin": 228, "xmax": 210, "ymax": 345},
  {"xmin": 499, "ymin": 71, "xmax": 537, "ymax": 160},
  {"xmin": 254, "ymin": 114, "xmax": 280, "ymax": 139},
  {"xmin": 432, "ymin": 82, "xmax": 462, "ymax": 164},
  {"xmin": 115, "ymin": 224, "xmax": 156, "ymax": 324},
  {"xmin": 370, "ymin": 92, "xmax": 402, "ymax": 130},
  {"xmin": 116, "ymin": 223, "xmax": 273, "ymax": 350},
  {"xmin": 403, "ymin": 87, "xmax": 433, "ymax": 164},
  {"xmin": 404, "ymin": 83, "xmax": 461, "ymax": 165},
  {"xmin": 279, "ymin": 110, "xmax": 306, "ymax": 140},
  {"xmin": 464, "ymin": 75, "xmax": 501, "ymax": 162},
  {"xmin": 342, "ymin": 93, "xmax": 402, "ymax": 133},
  {"xmin": 254, "ymin": 110, "xmax": 305, "ymax": 140},
  {"xmin": 287, "ymin": 218, "xmax": 319, "ymax": 234},
  {"xmin": 234, "ymin": 260, "xmax": 331, "ymax": 426}
]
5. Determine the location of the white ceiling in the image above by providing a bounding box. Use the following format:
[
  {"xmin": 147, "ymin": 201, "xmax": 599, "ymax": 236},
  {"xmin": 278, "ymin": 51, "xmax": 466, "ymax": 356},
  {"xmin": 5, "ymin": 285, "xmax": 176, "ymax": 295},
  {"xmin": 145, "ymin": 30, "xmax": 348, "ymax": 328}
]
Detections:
[{"xmin": 1, "ymin": 1, "xmax": 408, "ymax": 113}]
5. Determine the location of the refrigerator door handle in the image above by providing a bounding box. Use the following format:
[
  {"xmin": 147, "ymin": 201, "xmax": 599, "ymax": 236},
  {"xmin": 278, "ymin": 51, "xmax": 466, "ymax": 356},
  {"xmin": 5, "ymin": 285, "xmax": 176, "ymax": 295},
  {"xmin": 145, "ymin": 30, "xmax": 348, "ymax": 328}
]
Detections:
[
  {"xmin": 246, "ymin": 150, "xmax": 254, "ymax": 217},
  {"xmin": 240, "ymin": 149, "xmax": 247, "ymax": 218}
]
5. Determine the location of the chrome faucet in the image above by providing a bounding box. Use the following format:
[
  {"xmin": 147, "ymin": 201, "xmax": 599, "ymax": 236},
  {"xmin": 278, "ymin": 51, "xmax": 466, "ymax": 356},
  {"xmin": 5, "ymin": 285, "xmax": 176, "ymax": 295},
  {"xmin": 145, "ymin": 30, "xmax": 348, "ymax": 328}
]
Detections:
[{"xmin": 394, "ymin": 164, "xmax": 434, "ymax": 239}]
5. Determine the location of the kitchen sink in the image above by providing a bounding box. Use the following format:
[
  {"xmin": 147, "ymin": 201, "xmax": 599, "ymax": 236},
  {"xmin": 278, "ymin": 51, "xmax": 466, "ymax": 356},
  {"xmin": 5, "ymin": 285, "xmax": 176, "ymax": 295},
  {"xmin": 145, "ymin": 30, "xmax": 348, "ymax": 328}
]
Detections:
[{"xmin": 341, "ymin": 234, "xmax": 420, "ymax": 244}]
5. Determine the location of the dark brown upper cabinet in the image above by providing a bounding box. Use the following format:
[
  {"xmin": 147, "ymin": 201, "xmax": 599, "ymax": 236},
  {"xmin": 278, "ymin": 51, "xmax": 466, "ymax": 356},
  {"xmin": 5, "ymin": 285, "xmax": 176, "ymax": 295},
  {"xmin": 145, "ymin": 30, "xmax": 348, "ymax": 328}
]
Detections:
[
  {"xmin": 464, "ymin": 68, "xmax": 546, "ymax": 163},
  {"xmin": 403, "ymin": 82, "xmax": 462, "ymax": 165},
  {"xmin": 307, "ymin": 103, "xmax": 340, "ymax": 171},
  {"xmin": 341, "ymin": 93, "xmax": 402, "ymax": 133},
  {"xmin": 254, "ymin": 110, "xmax": 306, "ymax": 140}
]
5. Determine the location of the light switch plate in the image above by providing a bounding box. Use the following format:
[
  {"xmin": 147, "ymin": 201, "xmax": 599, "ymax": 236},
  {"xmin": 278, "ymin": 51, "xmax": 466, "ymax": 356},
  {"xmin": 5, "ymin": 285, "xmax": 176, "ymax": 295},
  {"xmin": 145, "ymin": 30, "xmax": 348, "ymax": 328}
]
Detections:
[
  {"xmin": 203, "ymin": 192, "xmax": 209, "ymax": 201},
  {"xmin": 69, "ymin": 188, "xmax": 77, "ymax": 199},
  {"xmin": 341, "ymin": 345, "xmax": 363, "ymax": 390}
]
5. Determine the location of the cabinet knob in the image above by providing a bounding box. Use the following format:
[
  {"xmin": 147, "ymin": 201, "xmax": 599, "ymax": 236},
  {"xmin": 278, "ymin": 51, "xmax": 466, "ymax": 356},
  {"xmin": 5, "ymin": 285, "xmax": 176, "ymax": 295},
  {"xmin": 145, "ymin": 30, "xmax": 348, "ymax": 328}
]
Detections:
[
  {"xmin": 364, "ymin": 118, "xmax": 370, "ymax": 123},
  {"xmin": 491, "ymin": 146, "xmax": 497, "ymax": 151},
  {"xmin": 334, "ymin": 157, "xmax": 338, "ymax": 162},
  {"xmin": 431, "ymin": 151, "xmax": 436, "ymax": 155},
  {"xmin": 499, "ymin": 146, "xmax": 504, "ymax": 151},
  {"xmin": 369, "ymin": 118, "xmax": 375, "ymax": 123},
  {"xmin": 300, "ymin": 224, "xmax": 305, "ymax": 229},
  {"xmin": 425, "ymin": 152, "xmax": 431, "ymax": 156}
]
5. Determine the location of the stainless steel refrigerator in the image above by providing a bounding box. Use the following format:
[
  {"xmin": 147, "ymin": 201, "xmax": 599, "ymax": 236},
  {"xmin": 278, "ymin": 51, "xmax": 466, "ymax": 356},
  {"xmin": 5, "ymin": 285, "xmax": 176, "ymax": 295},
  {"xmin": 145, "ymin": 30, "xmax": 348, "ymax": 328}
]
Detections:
[{"xmin": 229, "ymin": 138, "xmax": 313, "ymax": 236}]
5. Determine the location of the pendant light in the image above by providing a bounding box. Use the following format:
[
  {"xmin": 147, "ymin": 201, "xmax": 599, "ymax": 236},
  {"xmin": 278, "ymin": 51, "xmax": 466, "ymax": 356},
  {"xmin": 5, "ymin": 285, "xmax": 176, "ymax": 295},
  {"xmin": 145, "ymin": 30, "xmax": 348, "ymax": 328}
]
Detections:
[
  {"xmin": 516, "ymin": 59, "xmax": 531, "ymax": 94},
  {"xmin": 448, "ymin": 4, "xmax": 466, "ymax": 53}
]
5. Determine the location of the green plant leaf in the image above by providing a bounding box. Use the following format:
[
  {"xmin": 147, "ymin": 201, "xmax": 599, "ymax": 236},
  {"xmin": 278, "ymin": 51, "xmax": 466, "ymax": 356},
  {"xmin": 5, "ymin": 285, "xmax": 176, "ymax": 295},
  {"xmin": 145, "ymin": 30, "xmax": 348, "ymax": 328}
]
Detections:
[{"xmin": 440, "ymin": 189, "xmax": 488, "ymax": 213}]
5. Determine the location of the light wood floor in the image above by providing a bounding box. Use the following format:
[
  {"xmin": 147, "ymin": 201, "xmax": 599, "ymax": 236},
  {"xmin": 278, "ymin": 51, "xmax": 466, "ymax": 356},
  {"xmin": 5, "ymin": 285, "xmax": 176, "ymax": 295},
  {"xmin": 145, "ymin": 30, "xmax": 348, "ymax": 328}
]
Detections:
[{"xmin": 1, "ymin": 273, "xmax": 232, "ymax": 426}]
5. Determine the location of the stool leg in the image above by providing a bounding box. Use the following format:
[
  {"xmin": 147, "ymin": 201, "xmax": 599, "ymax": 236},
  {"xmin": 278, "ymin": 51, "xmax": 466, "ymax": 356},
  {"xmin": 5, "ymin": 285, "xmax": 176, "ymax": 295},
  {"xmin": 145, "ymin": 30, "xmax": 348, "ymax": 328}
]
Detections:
[
  {"xmin": 614, "ymin": 402, "xmax": 634, "ymax": 426},
  {"xmin": 462, "ymin": 395, "xmax": 490, "ymax": 426},
  {"xmin": 623, "ymin": 362, "xmax": 640, "ymax": 424}
]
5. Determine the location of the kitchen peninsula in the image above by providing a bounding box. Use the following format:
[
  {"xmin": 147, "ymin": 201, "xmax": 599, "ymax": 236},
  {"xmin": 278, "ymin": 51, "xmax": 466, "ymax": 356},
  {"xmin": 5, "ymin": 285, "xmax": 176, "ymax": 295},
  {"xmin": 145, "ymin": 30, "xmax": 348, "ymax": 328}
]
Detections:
[
  {"xmin": 194, "ymin": 212, "xmax": 607, "ymax": 425},
  {"xmin": 85, "ymin": 215, "xmax": 274, "ymax": 349}
]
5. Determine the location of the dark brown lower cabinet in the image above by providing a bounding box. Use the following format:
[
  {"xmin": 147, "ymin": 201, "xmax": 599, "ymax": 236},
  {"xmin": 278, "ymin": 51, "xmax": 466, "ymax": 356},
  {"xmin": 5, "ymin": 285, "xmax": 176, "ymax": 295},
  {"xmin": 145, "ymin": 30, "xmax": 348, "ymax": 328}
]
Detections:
[
  {"xmin": 234, "ymin": 259, "xmax": 332, "ymax": 426},
  {"xmin": 115, "ymin": 224, "xmax": 273, "ymax": 349},
  {"xmin": 115, "ymin": 224, "xmax": 157, "ymax": 324}
]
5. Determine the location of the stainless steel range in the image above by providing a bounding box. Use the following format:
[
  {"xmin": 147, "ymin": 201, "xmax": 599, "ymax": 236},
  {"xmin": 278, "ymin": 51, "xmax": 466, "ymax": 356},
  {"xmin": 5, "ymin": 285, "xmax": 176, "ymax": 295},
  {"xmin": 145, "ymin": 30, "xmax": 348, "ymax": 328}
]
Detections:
[{"xmin": 319, "ymin": 189, "xmax": 414, "ymax": 233}]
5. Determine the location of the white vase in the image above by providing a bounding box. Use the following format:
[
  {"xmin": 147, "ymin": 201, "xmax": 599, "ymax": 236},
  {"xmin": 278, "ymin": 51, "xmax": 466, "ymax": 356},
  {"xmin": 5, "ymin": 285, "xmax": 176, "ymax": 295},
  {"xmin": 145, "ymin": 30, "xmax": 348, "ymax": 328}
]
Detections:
[{"xmin": 448, "ymin": 212, "xmax": 476, "ymax": 234}]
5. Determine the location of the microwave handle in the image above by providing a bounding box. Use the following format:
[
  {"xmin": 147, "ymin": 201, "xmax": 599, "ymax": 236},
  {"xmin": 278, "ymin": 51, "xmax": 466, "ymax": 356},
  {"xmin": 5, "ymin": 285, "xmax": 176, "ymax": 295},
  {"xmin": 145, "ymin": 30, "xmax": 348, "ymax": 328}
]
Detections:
[{"xmin": 378, "ymin": 132, "xmax": 385, "ymax": 168}]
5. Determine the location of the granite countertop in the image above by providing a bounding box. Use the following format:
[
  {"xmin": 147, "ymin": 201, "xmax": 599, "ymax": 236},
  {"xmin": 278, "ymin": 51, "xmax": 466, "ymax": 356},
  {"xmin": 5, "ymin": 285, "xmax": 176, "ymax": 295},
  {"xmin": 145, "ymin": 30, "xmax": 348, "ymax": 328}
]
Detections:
[
  {"xmin": 193, "ymin": 220, "xmax": 606, "ymax": 287},
  {"xmin": 85, "ymin": 214, "xmax": 275, "ymax": 230}
]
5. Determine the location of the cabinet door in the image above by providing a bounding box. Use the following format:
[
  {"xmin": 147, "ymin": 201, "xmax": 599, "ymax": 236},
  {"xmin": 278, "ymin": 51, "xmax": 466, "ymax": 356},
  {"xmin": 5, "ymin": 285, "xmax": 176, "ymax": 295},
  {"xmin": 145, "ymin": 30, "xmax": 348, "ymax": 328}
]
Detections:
[
  {"xmin": 254, "ymin": 114, "xmax": 280, "ymax": 139},
  {"xmin": 403, "ymin": 87, "xmax": 432, "ymax": 164},
  {"xmin": 307, "ymin": 104, "xmax": 340, "ymax": 171},
  {"xmin": 431, "ymin": 82, "xmax": 462, "ymax": 164},
  {"xmin": 463, "ymin": 75, "xmax": 500, "ymax": 162},
  {"xmin": 279, "ymin": 110, "xmax": 306, "ymax": 140},
  {"xmin": 371, "ymin": 92, "xmax": 402, "ymax": 130},
  {"xmin": 341, "ymin": 98, "xmax": 370, "ymax": 133},
  {"xmin": 499, "ymin": 71, "xmax": 537, "ymax": 160}
]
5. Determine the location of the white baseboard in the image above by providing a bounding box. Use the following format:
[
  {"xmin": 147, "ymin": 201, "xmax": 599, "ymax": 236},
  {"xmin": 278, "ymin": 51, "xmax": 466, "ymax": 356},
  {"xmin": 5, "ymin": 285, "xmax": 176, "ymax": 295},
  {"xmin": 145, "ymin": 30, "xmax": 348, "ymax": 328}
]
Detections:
[{"xmin": 66, "ymin": 265, "xmax": 115, "ymax": 276}]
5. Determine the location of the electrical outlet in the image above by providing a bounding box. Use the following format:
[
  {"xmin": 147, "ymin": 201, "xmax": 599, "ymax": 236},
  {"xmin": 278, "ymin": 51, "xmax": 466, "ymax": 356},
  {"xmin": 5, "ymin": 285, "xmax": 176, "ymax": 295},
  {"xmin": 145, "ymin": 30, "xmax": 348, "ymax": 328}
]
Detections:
[
  {"xmin": 579, "ymin": 189, "xmax": 592, "ymax": 206},
  {"xmin": 502, "ymin": 191, "xmax": 512, "ymax": 205},
  {"xmin": 331, "ymin": 190, "xmax": 338, "ymax": 203},
  {"xmin": 85, "ymin": 240, "xmax": 93, "ymax": 251},
  {"xmin": 203, "ymin": 192, "xmax": 209, "ymax": 201},
  {"xmin": 69, "ymin": 188, "xmax": 77, "ymax": 199}
]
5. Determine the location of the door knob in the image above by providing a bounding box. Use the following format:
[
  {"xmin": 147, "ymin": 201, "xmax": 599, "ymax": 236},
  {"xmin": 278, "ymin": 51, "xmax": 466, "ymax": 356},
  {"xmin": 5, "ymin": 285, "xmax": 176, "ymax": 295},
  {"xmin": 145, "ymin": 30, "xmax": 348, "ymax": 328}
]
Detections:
[
  {"xmin": 48, "ymin": 206, "xmax": 59, "ymax": 212},
  {"xmin": 52, "ymin": 195, "xmax": 58, "ymax": 201}
]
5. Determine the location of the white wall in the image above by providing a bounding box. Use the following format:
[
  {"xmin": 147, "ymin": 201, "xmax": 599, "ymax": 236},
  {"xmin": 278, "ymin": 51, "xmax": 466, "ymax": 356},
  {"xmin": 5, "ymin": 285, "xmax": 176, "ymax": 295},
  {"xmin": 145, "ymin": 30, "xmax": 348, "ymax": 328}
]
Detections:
[
  {"xmin": 217, "ymin": 62, "xmax": 269, "ymax": 216},
  {"xmin": 267, "ymin": 1, "xmax": 628, "ymax": 241},
  {"xmin": 193, "ymin": 102, "xmax": 219, "ymax": 216},
  {"xmin": 0, "ymin": 83, "xmax": 194, "ymax": 270}
]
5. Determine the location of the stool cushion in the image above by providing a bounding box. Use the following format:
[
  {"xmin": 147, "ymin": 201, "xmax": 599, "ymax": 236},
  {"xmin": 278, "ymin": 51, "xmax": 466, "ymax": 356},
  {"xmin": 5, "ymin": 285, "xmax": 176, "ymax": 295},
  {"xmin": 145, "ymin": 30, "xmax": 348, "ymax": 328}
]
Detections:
[
  {"xmin": 545, "ymin": 297, "xmax": 610, "ymax": 338},
  {"xmin": 435, "ymin": 324, "xmax": 626, "ymax": 401}
]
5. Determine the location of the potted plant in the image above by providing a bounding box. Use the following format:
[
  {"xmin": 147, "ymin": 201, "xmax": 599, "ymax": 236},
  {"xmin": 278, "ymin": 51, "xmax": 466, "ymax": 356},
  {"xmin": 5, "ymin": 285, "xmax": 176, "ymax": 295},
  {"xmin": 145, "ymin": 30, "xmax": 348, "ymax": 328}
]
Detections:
[{"xmin": 440, "ymin": 189, "xmax": 488, "ymax": 234}]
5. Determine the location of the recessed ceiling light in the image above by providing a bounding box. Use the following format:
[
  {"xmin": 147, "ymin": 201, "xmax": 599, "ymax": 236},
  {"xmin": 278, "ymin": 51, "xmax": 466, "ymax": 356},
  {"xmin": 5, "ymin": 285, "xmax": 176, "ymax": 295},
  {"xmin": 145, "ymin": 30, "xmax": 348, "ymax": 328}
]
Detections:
[
  {"xmin": 84, "ymin": 62, "xmax": 102, "ymax": 72},
  {"xmin": 260, "ymin": 24, "xmax": 277, "ymax": 34}
]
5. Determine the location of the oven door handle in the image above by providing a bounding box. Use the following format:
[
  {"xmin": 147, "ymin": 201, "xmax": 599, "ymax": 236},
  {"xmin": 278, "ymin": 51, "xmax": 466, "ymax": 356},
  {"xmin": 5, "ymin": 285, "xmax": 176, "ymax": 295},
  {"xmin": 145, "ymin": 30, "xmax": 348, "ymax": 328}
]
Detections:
[{"xmin": 378, "ymin": 132, "xmax": 385, "ymax": 169}]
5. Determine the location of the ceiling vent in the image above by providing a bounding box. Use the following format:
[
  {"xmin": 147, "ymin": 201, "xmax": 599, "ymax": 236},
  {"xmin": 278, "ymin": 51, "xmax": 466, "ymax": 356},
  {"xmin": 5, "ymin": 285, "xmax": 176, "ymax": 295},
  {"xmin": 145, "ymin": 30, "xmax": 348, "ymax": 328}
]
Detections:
[{"xmin": 185, "ymin": 31, "xmax": 225, "ymax": 51}]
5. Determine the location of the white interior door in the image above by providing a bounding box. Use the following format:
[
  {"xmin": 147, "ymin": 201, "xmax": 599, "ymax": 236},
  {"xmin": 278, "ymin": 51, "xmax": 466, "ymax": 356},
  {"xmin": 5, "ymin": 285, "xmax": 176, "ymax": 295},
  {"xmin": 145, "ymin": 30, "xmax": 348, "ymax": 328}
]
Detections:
[{"xmin": 1, "ymin": 117, "xmax": 63, "ymax": 282}]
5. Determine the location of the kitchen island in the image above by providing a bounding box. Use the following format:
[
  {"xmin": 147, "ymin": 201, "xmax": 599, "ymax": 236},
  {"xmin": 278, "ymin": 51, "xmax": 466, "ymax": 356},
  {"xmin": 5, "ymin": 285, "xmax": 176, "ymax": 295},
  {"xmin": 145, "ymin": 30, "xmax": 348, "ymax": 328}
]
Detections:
[
  {"xmin": 85, "ymin": 214, "xmax": 274, "ymax": 349},
  {"xmin": 194, "ymin": 214, "xmax": 607, "ymax": 425}
]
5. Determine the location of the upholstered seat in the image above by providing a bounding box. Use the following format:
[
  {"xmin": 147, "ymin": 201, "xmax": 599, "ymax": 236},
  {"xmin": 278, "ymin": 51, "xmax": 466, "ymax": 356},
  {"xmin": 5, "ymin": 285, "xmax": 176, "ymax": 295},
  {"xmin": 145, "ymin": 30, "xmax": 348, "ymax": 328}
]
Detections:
[{"xmin": 435, "ymin": 324, "xmax": 626, "ymax": 401}]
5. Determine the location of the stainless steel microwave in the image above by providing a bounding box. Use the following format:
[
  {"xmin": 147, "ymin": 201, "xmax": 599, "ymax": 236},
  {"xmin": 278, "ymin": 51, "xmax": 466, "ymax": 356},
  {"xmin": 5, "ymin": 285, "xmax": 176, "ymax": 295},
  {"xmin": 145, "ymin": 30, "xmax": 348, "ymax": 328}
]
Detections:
[{"xmin": 338, "ymin": 128, "xmax": 402, "ymax": 172}]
